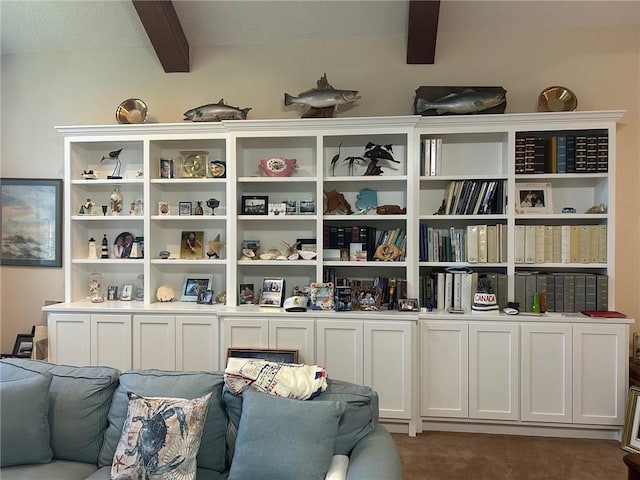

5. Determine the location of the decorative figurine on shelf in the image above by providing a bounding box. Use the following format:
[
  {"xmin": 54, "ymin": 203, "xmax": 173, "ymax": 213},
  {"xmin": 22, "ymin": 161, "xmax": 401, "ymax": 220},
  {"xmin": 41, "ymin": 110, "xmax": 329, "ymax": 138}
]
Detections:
[
  {"xmin": 281, "ymin": 240, "xmax": 301, "ymax": 258},
  {"xmin": 284, "ymin": 73, "xmax": 360, "ymax": 118},
  {"xmin": 206, "ymin": 234, "xmax": 225, "ymax": 259},
  {"xmin": 100, "ymin": 148, "xmax": 123, "ymax": 179},
  {"xmin": 132, "ymin": 199, "xmax": 143, "ymax": 216},
  {"xmin": 324, "ymin": 190, "xmax": 353, "ymax": 215},
  {"xmin": 206, "ymin": 198, "xmax": 220, "ymax": 215},
  {"xmin": 82, "ymin": 169, "xmax": 97, "ymax": 180},
  {"xmin": 110, "ymin": 187, "xmax": 123, "ymax": 215},
  {"xmin": 355, "ymin": 188, "xmax": 378, "ymax": 214},
  {"xmin": 374, "ymin": 244, "xmax": 402, "ymax": 262},
  {"xmin": 586, "ymin": 203, "xmax": 607, "ymax": 214},
  {"xmin": 333, "ymin": 142, "xmax": 400, "ymax": 176},
  {"xmin": 414, "ymin": 86, "xmax": 507, "ymax": 116},
  {"xmin": 88, "ymin": 237, "xmax": 98, "ymax": 259},
  {"xmin": 183, "ymin": 99, "xmax": 251, "ymax": 122},
  {"xmin": 101, "ymin": 234, "xmax": 110, "ymax": 258},
  {"xmin": 79, "ymin": 198, "xmax": 95, "ymax": 215},
  {"xmin": 102, "ymin": 205, "xmax": 108, "ymax": 216},
  {"xmin": 194, "ymin": 201, "xmax": 204, "ymax": 215}
]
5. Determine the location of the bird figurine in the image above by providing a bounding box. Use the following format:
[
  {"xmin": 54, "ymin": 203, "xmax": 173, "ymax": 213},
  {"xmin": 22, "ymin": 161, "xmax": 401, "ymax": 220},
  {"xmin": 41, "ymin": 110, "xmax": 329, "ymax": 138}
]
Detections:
[
  {"xmin": 101, "ymin": 148, "xmax": 123, "ymax": 179},
  {"xmin": 207, "ymin": 234, "xmax": 225, "ymax": 259},
  {"xmin": 330, "ymin": 142, "xmax": 342, "ymax": 176}
]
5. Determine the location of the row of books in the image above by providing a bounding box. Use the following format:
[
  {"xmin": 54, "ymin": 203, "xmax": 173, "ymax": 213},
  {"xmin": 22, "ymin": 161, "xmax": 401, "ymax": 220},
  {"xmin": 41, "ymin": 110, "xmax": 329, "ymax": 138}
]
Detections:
[
  {"xmin": 419, "ymin": 271, "xmax": 508, "ymax": 312},
  {"xmin": 419, "ymin": 137, "xmax": 442, "ymax": 176},
  {"xmin": 419, "ymin": 224, "xmax": 508, "ymax": 263},
  {"xmin": 440, "ymin": 179, "xmax": 505, "ymax": 216},
  {"xmin": 514, "ymin": 272, "xmax": 608, "ymax": 313},
  {"xmin": 323, "ymin": 225, "xmax": 406, "ymax": 261},
  {"xmin": 514, "ymin": 224, "xmax": 607, "ymax": 264},
  {"xmin": 515, "ymin": 132, "xmax": 608, "ymax": 174}
]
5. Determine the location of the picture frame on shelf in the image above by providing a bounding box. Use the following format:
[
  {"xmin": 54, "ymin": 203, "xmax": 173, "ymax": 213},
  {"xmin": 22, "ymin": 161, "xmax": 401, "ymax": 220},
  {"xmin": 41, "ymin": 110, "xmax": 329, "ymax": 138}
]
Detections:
[
  {"xmin": 622, "ymin": 386, "xmax": 640, "ymax": 453},
  {"xmin": 197, "ymin": 289, "xmax": 214, "ymax": 304},
  {"xmin": 515, "ymin": 182, "xmax": 552, "ymax": 214},
  {"xmin": 241, "ymin": 196, "xmax": 268, "ymax": 215},
  {"xmin": 0, "ymin": 178, "xmax": 62, "ymax": 267},
  {"xmin": 259, "ymin": 278, "xmax": 285, "ymax": 307},
  {"xmin": 226, "ymin": 348, "xmax": 298, "ymax": 364},
  {"xmin": 113, "ymin": 231, "xmax": 134, "ymax": 258},
  {"xmin": 239, "ymin": 283, "xmax": 255, "ymax": 304},
  {"xmin": 159, "ymin": 158, "xmax": 174, "ymax": 179},
  {"xmin": 11, "ymin": 333, "xmax": 33, "ymax": 358},
  {"xmin": 179, "ymin": 201, "xmax": 192, "ymax": 216},
  {"xmin": 158, "ymin": 201, "xmax": 170, "ymax": 216},
  {"xmin": 181, "ymin": 275, "xmax": 213, "ymax": 302},
  {"xmin": 120, "ymin": 284, "xmax": 133, "ymax": 301},
  {"xmin": 180, "ymin": 231, "xmax": 204, "ymax": 259},
  {"xmin": 285, "ymin": 200, "xmax": 297, "ymax": 215},
  {"xmin": 398, "ymin": 298, "xmax": 419, "ymax": 312},
  {"xmin": 309, "ymin": 282, "xmax": 335, "ymax": 310},
  {"xmin": 268, "ymin": 202, "xmax": 287, "ymax": 216},
  {"xmin": 107, "ymin": 285, "xmax": 118, "ymax": 301},
  {"xmin": 298, "ymin": 199, "xmax": 316, "ymax": 214}
]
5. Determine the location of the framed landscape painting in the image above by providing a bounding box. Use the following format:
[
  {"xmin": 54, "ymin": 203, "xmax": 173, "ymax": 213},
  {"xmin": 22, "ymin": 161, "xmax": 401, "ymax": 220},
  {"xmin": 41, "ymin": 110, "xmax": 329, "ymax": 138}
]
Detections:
[{"xmin": 1, "ymin": 178, "xmax": 62, "ymax": 267}]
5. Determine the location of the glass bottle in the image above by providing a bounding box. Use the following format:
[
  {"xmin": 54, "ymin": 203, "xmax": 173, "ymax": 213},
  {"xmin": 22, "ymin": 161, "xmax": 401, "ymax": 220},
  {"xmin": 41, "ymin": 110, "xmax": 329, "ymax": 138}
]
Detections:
[{"xmin": 88, "ymin": 272, "xmax": 104, "ymax": 303}]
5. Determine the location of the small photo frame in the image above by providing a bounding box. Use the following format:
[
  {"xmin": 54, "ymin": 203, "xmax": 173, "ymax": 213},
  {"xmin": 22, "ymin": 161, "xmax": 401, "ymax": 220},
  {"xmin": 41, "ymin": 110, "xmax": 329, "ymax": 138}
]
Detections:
[
  {"xmin": 107, "ymin": 285, "xmax": 118, "ymax": 301},
  {"xmin": 197, "ymin": 289, "xmax": 214, "ymax": 304},
  {"xmin": 181, "ymin": 275, "xmax": 213, "ymax": 302},
  {"xmin": 113, "ymin": 231, "xmax": 134, "ymax": 258},
  {"xmin": 239, "ymin": 283, "xmax": 255, "ymax": 305},
  {"xmin": 180, "ymin": 231, "xmax": 204, "ymax": 259},
  {"xmin": 299, "ymin": 199, "xmax": 316, "ymax": 214},
  {"xmin": 259, "ymin": 278, "xmax": 285, "ymax": 307},
  {"xmin": 121, "ymin": 284, "xmax": 134, "ymax": 301},
  {"xmin": 179, "ymin": 201, "xmax": 192, "ymax": 216},
  {"xmin": 158, "ymin": 201, "xmax": 170, "ymax": 216},
  {"xmin": 242, "ymin": 196, "xmax": 268, "ymax": 215},
  {"xmin": 398, "ymin": 298, "xmax": 419, "ymax": 311},
  {"xmin": 285, "ymin": 200, "xmax": 297, "ymax": 215},
  {"xmin": 12, "ymin": 333, "xmax": 33, "ymax": 357},
  {"xmin": 297, "ymin": 238, "xmax": 317, "ymax": 253},
  {"xmin": 622, "ymin": 386, "xmax": 640, "ymax": 453},
  {"xmin": 160, "ymin": 158, "xmax": 174, "ymax": 178},
  {"xmin": 515, "ymin": 182, "xmax": 552, "ymax": 214},
  {"xmin": 268, "ymin": 202, "xmax": 287, "ymax": 216}
]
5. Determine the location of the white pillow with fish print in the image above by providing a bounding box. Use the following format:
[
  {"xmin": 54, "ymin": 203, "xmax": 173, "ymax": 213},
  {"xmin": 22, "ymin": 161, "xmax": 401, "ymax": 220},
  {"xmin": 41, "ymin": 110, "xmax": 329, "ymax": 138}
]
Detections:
[{"xmin": 110, "ymin": 392, "xmax": 212, "ymax": 480}]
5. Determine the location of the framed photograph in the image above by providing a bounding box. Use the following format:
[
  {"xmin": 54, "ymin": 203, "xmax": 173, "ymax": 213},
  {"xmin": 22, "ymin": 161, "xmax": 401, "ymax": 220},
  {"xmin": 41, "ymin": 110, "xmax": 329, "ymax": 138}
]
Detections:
[
  {"xmin": 239, "ymin": 283, "xmax": 255, "ymax": 304},
  {"xmin": 107, "ymin": 285, "xmax": 118, "ymax": 301},
  {"xmin": 197, "ymin": 289, "xmax": 214, "ymax": 304},
  {"xmin": 398, "ymin": 298, "xmax": 419, "ymax": 312},
  {"xmin": 226, "ymin": 348, "xmax": 298, "ymax": 364},
  {"xmin": 12, "ymin": 333, "xmax": 33, "ymax": 358},
  {"xmin": 285, "ymin": 200, "xmax": 297, "ymax": 215},
  {"xmin": 181, "ymin": 275, "xmax": 212, "ymax": 302},
  {"xmin": 179, "ymin": 201, "xmax": 192, "ymax": 216},
  {"xmin": 121, "ymin": 284, "xmax": 134, "ymax": 301},
  {"xmin": 259, "ymin": 277, "xmax": 285, "ymax": 307},
  {"xmin": 158, "ymin": 201, "xmax": 170, "ymax": 216},
  {"xmin": 298, "ymin": 199, "xmax": 316, "ymax": 214},
  {"xmin": 113, "ymin": 231, "xmax": 134, "ymax": 258},
  {"xmin": 268, "ymin": 202, "xmax": 287, "ymax": 216},
  {"xmin": 515, "ymin": 182, "xmax": 552, "ymax": 214},
  {"xmin": 622, "ymin": 386, "xmax": 640, "ymax": 453},
  {"xmin": 159, "ymin": 158, "xmax": 174, "ymax": 179},
  {"xmin": 1, "ymin": 178, "xmax": 62, "ymax": 267},
  {"xmin": 180, "ymin": 231, "xmax": 204, "ymax": 259},
  {"xmin": 309, "ymin": 282, "xmax": 335, "ymax": 310},
  {"xmin": 241, "ymin": 196, "xmax": 268, "ymax": 215}
]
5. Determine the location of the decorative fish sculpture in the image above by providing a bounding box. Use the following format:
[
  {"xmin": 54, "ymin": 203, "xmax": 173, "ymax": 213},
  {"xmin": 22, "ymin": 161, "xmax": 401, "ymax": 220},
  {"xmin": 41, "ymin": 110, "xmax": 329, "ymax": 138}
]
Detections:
[
  {"xmin": 415, "ymin": 88, "xmax": 506, "ymax": 115},
  {"xmin": 183, "ymin": 99, "xmax": 251, "ymax": 122},
  {"xmin": 284, "ymin": 73, "xmax": 360, "ymax": 118}
]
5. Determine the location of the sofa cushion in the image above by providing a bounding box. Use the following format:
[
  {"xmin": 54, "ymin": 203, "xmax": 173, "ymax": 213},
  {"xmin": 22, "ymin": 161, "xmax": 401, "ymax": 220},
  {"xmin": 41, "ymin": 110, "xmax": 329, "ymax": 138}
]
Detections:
[
  {"xmin": 228, "ymin": 388, "xmax": 345, "ymax": 480},
  {"xmin": 0, "ymin": 459, "xmax": 98, "ymax": 480},
  {"xmin": 0, "ymin": 359, "xmax": 120, "ymax": 464},
  {"xmin": 223, "ymin": 378, "xmax": 377, "ymax": 456},
  {"xmin": 84, "ymin": 465, "xmax": 226, "ymax": 480},
  {"xmin": 0, "ymin": 374, "xmax": 53, "ymax": 467},
  {"xmin": 110, "ymin": 392, "xmax": 211, "ymax": 480},
  {"xmin": 98, "ymin": 369, "xmax": 226, "ymax": 473}
]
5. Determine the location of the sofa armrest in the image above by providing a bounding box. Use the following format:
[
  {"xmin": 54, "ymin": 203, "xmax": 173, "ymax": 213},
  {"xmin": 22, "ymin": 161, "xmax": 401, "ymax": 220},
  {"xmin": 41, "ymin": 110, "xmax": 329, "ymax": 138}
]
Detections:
[{"xmin": 346, "ymin": 425, "xmax": 402, "ymax": 480}]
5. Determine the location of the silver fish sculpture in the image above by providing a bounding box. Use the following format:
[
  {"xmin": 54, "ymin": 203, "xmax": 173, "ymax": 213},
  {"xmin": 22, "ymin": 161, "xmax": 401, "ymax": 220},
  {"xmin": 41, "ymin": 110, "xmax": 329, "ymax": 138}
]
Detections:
[
  {"xmin": 284, "ymin": 73, "xmax": 360, "ymax": 114},
  {"xmin": 183, "ymin": 99, "xmax": 251, "ymax": 122},
  {"xmin": 415, "ymin": 89, "xmax": 506, "ymax": 115}
]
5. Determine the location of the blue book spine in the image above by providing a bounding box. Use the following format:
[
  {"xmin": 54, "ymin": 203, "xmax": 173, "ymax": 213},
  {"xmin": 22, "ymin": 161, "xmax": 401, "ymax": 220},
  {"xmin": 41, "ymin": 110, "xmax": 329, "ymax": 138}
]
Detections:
[{"xmin": 557, "ymin": 135, "xmax": 567, "ymax": 173}]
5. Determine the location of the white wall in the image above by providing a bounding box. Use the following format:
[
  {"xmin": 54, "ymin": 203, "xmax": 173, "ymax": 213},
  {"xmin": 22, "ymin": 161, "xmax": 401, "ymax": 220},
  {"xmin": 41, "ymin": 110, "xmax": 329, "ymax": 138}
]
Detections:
[{"xmin": 2, "ymin": 1, "xmax": 639, "ymax": 353}]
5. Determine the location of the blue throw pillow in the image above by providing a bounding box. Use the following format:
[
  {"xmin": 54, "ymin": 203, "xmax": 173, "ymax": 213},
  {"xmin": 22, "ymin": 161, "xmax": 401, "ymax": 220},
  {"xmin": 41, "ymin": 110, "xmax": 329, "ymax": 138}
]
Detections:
[
  {"xmin": 0, "ymin": 374, "xmax": 53, "ymax": 467},
  {"xmin": 228, "ymin": 388, "xmax": 345, "ymax": 480}
]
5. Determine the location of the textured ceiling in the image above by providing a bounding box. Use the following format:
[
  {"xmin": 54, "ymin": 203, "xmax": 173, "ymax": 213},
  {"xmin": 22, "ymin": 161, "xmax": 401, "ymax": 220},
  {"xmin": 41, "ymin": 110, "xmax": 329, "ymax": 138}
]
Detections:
[{"xmin": 1, "ymin": 1, "xmax": 638, "ymax": 56}]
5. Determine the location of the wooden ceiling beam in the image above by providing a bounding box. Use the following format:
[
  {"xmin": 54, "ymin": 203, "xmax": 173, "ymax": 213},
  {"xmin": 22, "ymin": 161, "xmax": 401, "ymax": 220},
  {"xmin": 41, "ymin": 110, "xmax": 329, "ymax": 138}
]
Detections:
[
  {"xmin": 132, "ymin": 0, "xmax": 190, "ymax": 73},
  {"xmin": 407, "ymin": 0, "xmax": 440, "ymax": 64}
]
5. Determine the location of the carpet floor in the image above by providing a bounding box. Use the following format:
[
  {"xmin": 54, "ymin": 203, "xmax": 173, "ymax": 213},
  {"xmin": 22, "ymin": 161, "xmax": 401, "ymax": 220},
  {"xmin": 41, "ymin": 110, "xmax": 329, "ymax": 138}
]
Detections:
[{"xmin": 392, "ymin": 431, "xmax": 628, "ymax": 480}]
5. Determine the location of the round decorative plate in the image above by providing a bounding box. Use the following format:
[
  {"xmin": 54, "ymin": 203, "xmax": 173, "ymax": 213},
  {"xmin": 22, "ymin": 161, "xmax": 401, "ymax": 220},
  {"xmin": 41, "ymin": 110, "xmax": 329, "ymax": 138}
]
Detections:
[
  {"xmin": 538, "ymin": 86, "xmax": 577, "ymax": 112},
  {"xmin": 116, "ymin": 98, "xmax": 148, "ymax": 124}
]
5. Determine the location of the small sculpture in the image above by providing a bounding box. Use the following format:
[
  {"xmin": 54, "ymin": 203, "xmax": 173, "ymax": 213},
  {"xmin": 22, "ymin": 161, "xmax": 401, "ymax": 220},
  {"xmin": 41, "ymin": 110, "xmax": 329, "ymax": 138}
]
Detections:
[
  {"xmin": 414, "ymin": 86, "xmax": 507, "ymax": 116},
  {"xmin": 281, "ymin": 240, "xmax": 301, "ymax": 257},
  {"xmin": 586, "ymin": 203, "xmax": 606, "ymax": 214},
  {"xmin": 82, "ymin": 170, "xmax": 97, "ymax": 180},
  {"xmin": 206, "ymin": 198, "xmax": 220, "ymax": 215},
  {"xmin": 110, "ymin": 187, "xmax": 123, "ymax": 215},
  {"xmin": 337, "ymin": 142, "xmax": 400, "ymax": 176},
  {"xmin": 355, "ymin": 189, "xmax": 378, "ymax": 214},
  {"xmin": 207, "ymin": 234, "xmax": 225, "ymax": 259},
  {"xmin": 80, "ymin": 198, "xmax": 95, "ymax": 215},
  {"xmin": 156, "ymin": 285, "xmax": 175, "ymax": 302},
  {"xmin": 284, "ymin": 73, "xmax": 360, "ymax": 118},
  {"xmin": 101, "ymin": 148, "xmax": 123, "ymax": 179},
  {"xmin": 194, "ymin": 201, "xmax": 204, "ymax": 215},
  {"xmin": 324, "ymin": 190, "xmax": 353, "ymax": 215},
  {"xmin": 183, "ymin": 99, "xmax": 251, "ymax": 122},
  {"xmin": 374, "ymin": 244, "xmax": 402, "ymax": 262}
]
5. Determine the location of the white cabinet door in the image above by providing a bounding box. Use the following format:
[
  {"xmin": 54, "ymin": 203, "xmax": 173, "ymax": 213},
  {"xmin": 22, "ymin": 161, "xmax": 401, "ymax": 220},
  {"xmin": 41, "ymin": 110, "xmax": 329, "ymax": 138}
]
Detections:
[
  {"xmin": 219, "ymin": 317, "xmax": 269, "ymax": 367},
  {"xmin": 573, "ymin": 323, "xmax": 627, "ymax": 425},
  {"xmin": 48, "ymin": 313, "xmax": 90, "ymax": 366},
  {"xmin": 420, "ymin": 321, "xmax": 469, "ymax": 418},
  {"xmin": 176, "ymin": 316, "xmax": 219, "ymax": 371},
  {"xmin": 90, "ymin": 314, "xmax": 132, "ymax": 371},
  {"xmin": 316, "ymin": 320, "xmax": 363, "ymax": 384},
  {"xmin": 269, "ymin": 318, "xmax": 315, "ymax": 364},
  {"xmin": 521, "ymin": 323, "xmax": 572, "ymax": 423},
  {"xmin": 133, "ymin": 315, "xmax": 176, "ymax": 370},
  {"xmin": 469, "ymin": 322, "xmax": 519, "ymax": 420},
  {"xmin": 364, "ymin": 321, "xmax": 413, "ymax": 421}
]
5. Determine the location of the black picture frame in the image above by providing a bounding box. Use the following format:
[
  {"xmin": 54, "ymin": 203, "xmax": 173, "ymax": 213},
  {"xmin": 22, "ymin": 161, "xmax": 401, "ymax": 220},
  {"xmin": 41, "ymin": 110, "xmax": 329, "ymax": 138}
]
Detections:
[
  {"xmin": 1, "ymin": 178, "xmax": 63, "ymax": 267},
  {"xmin": 226, "ymin": 348, "xmax": 298, "ymax": 364},
  {"xmin": 12, "ymin": 333, "xmax": 33, "ymax": 357},
  {"xmin": 241, "ymin": 195, "xmax": 268, "ymax": 215},
  {"xmin": 259, "ymin": 277, "xmax": 285, "ymax": 307},
  {"xmin": 179, "ymin": 201, "xmax": 192, "ymax": 216},
  {"xmin": 197, "ymin": 289, "xmax": 214, "ymax": 304}
]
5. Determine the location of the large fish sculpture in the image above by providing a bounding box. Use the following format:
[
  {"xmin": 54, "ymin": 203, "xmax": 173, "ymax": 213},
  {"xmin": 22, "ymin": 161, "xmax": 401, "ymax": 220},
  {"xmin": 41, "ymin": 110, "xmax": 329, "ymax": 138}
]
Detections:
[
  {"xmin": 284, "ymin": 73, "xmax": 360, "ymax": 118},
  {"xmin": 183, "ymin": 99, "xmax": 251, "ymax": 122},
  {"xmin": 415, "ymin": 88, "xmax": 506, "ymax": 116}
]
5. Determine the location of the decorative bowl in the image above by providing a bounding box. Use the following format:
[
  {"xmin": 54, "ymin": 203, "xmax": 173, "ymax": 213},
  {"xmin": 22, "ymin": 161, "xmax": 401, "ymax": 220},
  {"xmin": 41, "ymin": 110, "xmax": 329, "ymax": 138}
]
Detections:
[
  {"xmin": 116, "ymin": 98, "xmax": 148, "ymax": 124},
  {"xmin": 537, "ymin": 86, "xmax": 577, "ymax": 112},
  {"xmin": 259, "ymin": 157, "xmax": 297, "ymax": 177},
  {"xmin": 297, "ymin": 250, "xmax": 317, "ymax": 260}
]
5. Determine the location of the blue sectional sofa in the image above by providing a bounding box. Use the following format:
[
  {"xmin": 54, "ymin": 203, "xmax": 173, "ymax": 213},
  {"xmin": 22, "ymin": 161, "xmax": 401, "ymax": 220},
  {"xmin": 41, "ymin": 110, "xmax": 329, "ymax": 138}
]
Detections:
[{"xmin": 0, "ymin": 358, "xmax": 402, "ymax": 480}]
